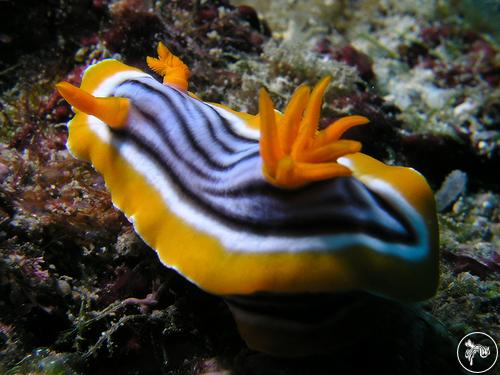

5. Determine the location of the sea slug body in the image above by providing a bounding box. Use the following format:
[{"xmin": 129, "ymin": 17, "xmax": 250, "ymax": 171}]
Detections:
[{"xmin": 57, "ymin": 42, "xmax": 439, "ymax": 356}]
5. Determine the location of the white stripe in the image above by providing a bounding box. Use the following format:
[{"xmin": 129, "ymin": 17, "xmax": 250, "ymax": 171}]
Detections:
[
  {"xmin": 207, "ymin": 102, "xmax": 260, "ymax": 140},
  {"xmin": 91, "ymin": 63, "xmax": 150, "ymax": 96}
]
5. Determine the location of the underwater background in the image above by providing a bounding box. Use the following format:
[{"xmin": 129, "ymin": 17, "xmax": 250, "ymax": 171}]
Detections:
[{"xmin": 0, "ymin": 0, "xmax": 498, "ymax": 374}]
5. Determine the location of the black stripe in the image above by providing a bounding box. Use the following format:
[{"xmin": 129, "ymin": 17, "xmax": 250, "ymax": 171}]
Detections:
[
  {"xmin": 118, "ymin": 83, "xmax": 227, "ymax": 176},
  {"xmin": 118, "ymin": 80, "xmax": 260, "ymax": 172},
  {"xmin": 166, "ymin": 85, "xmax": 258, "ymax": 149},
  {"xmin": 165, "ymin": 85, "xmax": 259, "ymax": 145},
  {"xmin": 190, "ymin": 102, "xmax": 236, "ymax": 153},
  {"xmin": 117, "ymin": 109, "xmax": 216, "ymax": 182},
  {"xmin": 186, "ymin": 102, "xmax": 261, "ymax": 166}
]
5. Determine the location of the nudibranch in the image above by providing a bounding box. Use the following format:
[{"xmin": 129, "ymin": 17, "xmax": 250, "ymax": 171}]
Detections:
[{"xmin": 57, "ymin": 42, "xmax": 439, "ymax": 356}]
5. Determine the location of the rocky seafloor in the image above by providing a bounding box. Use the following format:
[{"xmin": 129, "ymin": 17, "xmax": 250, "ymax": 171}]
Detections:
[{"xmin": 0, "ymin": 0, "xmax": 498, "ymax": 374}]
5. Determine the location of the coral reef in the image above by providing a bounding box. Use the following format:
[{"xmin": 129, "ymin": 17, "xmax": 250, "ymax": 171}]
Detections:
[{"xmin": 0, "ymin": 0, "xmax": 498, "ymax": 374}]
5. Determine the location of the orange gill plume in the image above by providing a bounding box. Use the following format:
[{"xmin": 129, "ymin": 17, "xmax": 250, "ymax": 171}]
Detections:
[{"xmin": 258, "ymin": 76, "xmax": 370, "ymax": 188}]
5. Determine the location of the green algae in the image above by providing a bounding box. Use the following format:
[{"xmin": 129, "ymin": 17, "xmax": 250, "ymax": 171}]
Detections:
[{"xmin": 3, "ymin": 348, "xmax": 81, "ymax": 375}]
